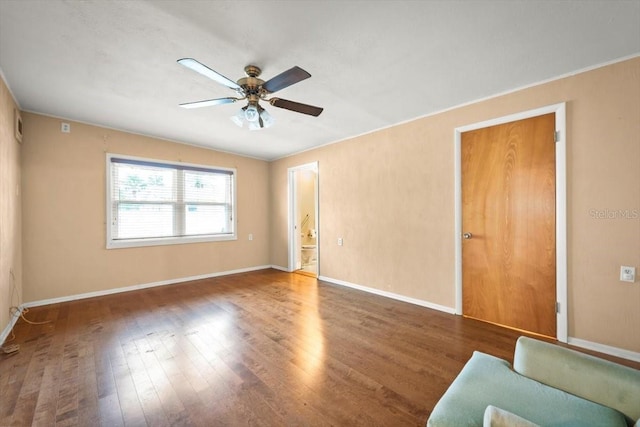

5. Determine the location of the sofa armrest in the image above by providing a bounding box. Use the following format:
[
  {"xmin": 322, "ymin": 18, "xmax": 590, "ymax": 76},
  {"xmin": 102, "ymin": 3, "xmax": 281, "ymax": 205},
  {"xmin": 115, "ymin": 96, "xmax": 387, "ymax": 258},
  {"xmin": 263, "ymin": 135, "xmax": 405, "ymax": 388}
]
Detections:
[{"xmin": 514, "ymin": 336, "xmax": 640, "ymax": 423}]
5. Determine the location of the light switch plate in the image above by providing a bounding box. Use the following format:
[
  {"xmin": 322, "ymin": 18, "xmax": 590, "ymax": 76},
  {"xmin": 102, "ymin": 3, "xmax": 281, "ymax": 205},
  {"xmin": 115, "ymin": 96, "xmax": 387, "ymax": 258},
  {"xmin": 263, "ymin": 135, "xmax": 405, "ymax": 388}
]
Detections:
[{"xmin": 620, "ymin": 266, "xmax": 635, "ymax": 283}]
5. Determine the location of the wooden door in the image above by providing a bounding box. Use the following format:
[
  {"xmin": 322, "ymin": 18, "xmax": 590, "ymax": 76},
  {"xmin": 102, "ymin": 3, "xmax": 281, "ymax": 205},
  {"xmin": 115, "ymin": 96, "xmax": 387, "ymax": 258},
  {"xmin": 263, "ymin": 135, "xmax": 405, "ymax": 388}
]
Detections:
[{"xmin": 462, "ymin": 113, "xmax": 556, "ymax": 337}]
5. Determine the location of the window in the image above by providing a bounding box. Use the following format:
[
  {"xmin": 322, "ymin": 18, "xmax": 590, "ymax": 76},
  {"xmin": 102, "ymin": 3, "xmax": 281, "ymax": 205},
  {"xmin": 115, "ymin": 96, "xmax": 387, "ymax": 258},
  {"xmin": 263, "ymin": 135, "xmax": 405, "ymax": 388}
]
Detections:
[{"xmin": 106, "ymin": 154, "xmax": 236, "ymax": 248}]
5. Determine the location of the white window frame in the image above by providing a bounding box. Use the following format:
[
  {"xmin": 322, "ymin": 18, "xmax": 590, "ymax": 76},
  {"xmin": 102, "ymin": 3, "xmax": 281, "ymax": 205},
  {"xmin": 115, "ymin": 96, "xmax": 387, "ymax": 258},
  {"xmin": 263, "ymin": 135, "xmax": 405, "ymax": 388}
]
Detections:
[{"xmin": 106, "ymin": 153, "xmax": 237, "ymax": 249}]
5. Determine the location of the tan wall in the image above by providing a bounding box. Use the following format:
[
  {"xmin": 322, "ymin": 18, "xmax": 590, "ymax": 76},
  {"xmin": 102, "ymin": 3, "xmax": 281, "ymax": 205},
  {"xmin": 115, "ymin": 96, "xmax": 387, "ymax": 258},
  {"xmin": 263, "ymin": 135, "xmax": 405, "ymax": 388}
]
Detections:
[
  {"xmin": 270, "ymin": 57, "xmax": 640, "ymax": 353},
  {"xmin": 22, "ymin": 113, "xmax": 270, "ymax": 302},
  {"xmin": 0, "ymin": 77, "xmax": 22, "ymax": 337}
]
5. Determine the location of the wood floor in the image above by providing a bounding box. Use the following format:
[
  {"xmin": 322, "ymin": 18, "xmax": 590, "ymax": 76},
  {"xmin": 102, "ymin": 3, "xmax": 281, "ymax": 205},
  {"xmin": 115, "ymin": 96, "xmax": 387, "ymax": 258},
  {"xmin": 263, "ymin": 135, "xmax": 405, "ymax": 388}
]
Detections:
[{"xmin": 1, "ymin": 269, "xmax": 638, "ymax": 426}]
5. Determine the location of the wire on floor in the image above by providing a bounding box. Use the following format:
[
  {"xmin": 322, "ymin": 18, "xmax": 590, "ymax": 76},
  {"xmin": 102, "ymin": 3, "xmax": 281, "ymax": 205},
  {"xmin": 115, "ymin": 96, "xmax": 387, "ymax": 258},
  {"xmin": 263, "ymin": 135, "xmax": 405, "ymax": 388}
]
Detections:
[{"xmin": 2, "ymin": 270, "xmax": 51, "ymax": 352}]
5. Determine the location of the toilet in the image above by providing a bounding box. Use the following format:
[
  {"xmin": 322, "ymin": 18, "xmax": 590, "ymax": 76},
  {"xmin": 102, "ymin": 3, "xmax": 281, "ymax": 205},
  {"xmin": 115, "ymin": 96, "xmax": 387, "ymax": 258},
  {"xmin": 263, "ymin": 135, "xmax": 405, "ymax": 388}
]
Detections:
[{"xmin": 301, "ymin": 245, "xmax": 316, "ymax": 265}]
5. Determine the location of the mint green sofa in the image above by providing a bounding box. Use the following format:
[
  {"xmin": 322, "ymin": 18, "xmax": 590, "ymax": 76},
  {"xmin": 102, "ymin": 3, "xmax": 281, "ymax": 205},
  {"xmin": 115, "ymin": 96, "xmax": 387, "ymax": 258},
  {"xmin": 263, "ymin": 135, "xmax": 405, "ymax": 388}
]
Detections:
[{"xmin": 427, "ymin": 336, "xmax": 640, "ymax": 427}]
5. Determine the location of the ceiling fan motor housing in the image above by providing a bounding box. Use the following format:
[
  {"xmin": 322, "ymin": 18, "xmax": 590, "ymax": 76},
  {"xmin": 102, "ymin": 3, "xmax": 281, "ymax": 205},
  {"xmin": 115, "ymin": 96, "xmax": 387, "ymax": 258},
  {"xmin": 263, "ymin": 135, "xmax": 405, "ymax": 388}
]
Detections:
[
  {"xmin": 238, "ymin": 65, "xmax": 268, "ymax": 101},
  {"xmin": 244, "ymin": 65, "xmax": 261, "ymax": 77}
]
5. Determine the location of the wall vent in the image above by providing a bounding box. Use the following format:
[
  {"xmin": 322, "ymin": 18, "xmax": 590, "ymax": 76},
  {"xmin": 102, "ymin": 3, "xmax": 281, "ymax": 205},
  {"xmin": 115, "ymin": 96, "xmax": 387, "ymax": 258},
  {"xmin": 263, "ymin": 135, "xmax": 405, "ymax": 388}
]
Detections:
[{"xmin": 14, "ymin": 109, "xmax": 23, "ymax": 143}]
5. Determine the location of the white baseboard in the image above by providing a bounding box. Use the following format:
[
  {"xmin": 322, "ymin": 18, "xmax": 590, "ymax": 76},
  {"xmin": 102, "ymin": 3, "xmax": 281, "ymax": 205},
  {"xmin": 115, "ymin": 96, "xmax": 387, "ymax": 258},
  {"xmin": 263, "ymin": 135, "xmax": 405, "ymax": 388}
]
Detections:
[
  {"xmin": 0, "ymin": 309, "xmax": 22, "ymax": 345},
  {"xmin": 270, "ymin": 264, "xmax": 291, "ymax": 272},
  {"xmin": 21, "ymin": 265, "xmax": 272, "ymax": 309},
  {"xmin": 568, "ymin": 337, "xmax": 640, "ymax": 363},
  {"xmin": 318, "ymin": 275, "xmax": 456, "ymax": 314}
]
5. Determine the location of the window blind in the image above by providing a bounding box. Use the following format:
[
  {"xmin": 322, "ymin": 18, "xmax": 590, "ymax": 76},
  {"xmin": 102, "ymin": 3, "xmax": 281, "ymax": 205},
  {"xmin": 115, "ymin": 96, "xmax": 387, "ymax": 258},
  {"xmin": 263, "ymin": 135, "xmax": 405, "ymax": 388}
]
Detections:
[{"xmin": 107, "ymin": 155, "xmax": 235, "ymax": 247}]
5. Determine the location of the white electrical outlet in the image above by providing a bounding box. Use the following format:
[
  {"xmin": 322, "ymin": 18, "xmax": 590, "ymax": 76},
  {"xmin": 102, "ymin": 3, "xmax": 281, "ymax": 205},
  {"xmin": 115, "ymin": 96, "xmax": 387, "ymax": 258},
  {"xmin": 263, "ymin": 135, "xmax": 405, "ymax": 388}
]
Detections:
[
  {"xmin": 337, "ymin": 238, "xmax": 343, "ymax": 246},
  {"xmin": 61, "ymin": 122, "xmax": 71, "ymax": 133},
  {"xmin": 248, "ymin": 234, "xmax": 253, "ymax": 241},
  {"xmin": 620, "ymin": 266, "xmax": 635, "ymax": 283}
]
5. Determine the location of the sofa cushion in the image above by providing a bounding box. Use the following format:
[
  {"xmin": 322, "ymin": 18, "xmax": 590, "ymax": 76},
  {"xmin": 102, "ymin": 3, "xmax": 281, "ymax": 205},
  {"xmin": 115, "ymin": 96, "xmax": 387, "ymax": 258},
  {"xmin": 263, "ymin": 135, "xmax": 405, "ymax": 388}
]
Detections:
[
  {"xmin": 427, "ymin": 351, "xmax": 627, "ymax": 427},
  {"xmin": 483, "ymin": 405, "xmax": 539, "ymax": 427},
  {"xmin": 514, "ymin": 336, "xmax": 640, "ymax": 424}
]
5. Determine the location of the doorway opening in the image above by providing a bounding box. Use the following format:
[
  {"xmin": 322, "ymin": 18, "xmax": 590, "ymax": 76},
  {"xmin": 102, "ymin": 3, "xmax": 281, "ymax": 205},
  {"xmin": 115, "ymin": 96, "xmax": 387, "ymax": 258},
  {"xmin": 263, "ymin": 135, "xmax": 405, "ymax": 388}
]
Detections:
[
  {"xmin": 288, "ymin": 162, "xmax": 319, "ymax": 277},
  {"xmin": 454, "ymin": 103, "xmax": 567, "ymax": 342}
]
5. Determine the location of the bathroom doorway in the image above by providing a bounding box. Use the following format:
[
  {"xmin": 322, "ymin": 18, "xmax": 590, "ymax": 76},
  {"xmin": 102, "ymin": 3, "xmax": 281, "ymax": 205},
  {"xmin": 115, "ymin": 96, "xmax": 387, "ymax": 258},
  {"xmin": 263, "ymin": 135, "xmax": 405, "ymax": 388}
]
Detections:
[{"xmin": 288, "ymin": 162, "xmax": 319, "ymax": 277}]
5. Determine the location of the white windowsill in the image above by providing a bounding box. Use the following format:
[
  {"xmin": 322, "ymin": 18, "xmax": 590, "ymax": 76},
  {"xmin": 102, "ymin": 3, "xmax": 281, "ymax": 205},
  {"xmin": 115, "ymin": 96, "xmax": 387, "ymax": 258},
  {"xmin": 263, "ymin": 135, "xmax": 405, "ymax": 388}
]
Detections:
[{"xmin": 106, "ymin": 233, "xmax": 237, "ymax": 249}]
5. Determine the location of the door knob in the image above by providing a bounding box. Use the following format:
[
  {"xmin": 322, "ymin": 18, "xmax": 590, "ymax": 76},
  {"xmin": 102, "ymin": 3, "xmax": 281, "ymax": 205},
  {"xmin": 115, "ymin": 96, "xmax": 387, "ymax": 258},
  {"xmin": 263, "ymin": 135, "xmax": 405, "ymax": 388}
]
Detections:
[{"xmin": 463, "ymin": 232, "xmax": 473, "ymax": 240}]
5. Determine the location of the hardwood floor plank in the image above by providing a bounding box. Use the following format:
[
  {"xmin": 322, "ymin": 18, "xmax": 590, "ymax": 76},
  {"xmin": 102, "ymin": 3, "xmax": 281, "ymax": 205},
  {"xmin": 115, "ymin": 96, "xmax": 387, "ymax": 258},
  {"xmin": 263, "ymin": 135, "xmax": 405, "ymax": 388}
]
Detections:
[
  {"xmin": 76, "ymin": 340, "xmax": 100, "ymax": 426},
  {"xmin": 2, "ymin": 269, "xmax": 638, "ymax": 427},
  {"xmin": 109, "ymin": 341, "xmax": 146, "ymax": 426},
  {"xmin": 98, "ymin": 391, "xmax": 124, "ymax": 427},
  {"xmin": 4, "ymin": 390, "xmax": 38, "ymax": 427},
  {"xmin": 31, "ymin": 306, "xmax": 70, "ymax": 426}
]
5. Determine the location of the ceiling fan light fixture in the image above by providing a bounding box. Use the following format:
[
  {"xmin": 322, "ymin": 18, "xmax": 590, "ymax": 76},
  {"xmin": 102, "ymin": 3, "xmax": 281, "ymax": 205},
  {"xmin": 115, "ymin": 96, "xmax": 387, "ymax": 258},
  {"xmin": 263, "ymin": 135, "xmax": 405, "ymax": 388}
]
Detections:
[
  {"xmin": 244, "ymin": 105, "xmax": 259, "ymax": 122},
  {"xmin": 231, "ymin": 108, "xmax": 245, "ymax": 127},
  {"xmin": 249, "ymin": 106, "xmax": 275, "ymax": 131},
  {"xmin": 232, "ymin": 105, "xmax": 275, "ymax": 130},
  {"xmin": 259, "ymin": 108, "xmax": 274, "ymax": 129}
]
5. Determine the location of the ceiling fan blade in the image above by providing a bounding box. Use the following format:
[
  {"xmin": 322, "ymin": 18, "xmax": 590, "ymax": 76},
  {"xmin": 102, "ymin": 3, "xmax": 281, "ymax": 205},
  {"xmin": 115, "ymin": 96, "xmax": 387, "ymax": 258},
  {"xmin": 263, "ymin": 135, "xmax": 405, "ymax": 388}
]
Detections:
[
  {"xmin": 269, "ymin": 98, "xmax": 323, "ymax": 117},
  {"xmin": 263, "ymin": 66, "xmax": 311, "ymax": 93},
  {"xmin": 177, "ymin": 58, "xmax": 242, "ymax": 91},
  {"xmin": 179, "ymin": 97, "xmax": 238, "ymax": 109}
]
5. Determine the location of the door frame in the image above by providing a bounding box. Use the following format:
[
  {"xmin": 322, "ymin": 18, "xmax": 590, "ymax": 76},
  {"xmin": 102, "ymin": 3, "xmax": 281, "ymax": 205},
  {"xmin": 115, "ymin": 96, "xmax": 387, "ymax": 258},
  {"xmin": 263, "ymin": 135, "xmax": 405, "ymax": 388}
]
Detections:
[
  {"xmin": 454, "ymin": 102, "xmax": 567, "ymax": 342},
  {"xmin": 288, "ymin": 161, "xmax": 320, "ymax": 274}
]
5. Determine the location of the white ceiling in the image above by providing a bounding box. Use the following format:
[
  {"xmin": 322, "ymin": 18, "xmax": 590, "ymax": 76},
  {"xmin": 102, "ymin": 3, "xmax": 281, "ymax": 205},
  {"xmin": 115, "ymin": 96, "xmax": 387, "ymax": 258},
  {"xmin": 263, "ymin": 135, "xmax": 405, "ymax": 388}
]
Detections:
[{"xmin": 1, "ymin": 1, "xmax": 639, "ymax": 160}]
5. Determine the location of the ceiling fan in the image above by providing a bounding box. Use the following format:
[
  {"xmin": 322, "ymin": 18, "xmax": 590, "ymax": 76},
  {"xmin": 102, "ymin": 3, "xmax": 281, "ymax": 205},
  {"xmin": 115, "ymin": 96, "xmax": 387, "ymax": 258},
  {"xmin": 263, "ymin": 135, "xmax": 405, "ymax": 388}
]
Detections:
[{"xmin": 177, "ymin": 58, "xmax": 323, "ymax": 130}]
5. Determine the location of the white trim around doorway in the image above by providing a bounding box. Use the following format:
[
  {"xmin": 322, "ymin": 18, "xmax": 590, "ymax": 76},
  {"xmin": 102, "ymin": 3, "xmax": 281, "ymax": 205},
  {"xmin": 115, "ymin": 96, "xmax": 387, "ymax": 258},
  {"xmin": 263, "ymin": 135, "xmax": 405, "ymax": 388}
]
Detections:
[
  {"xmin": 288, "ymin": 161, "xmax": 320, "ymax": 275},
  {"xmin": 453, "ymin": 102, "xmax": 568, "ymax": 343}
]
